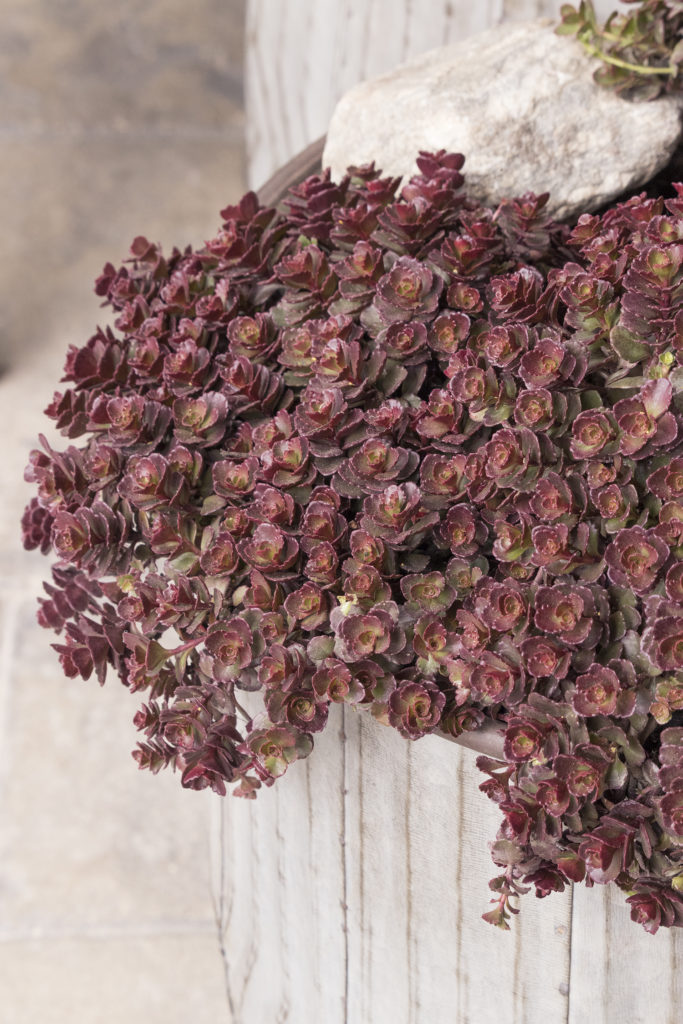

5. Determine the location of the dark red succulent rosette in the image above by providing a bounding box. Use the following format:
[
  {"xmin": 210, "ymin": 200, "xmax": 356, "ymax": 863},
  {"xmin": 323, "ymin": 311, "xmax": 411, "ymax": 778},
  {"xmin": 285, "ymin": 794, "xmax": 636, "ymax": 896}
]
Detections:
[{"xmin": 22, "ymin": 148, "xmax": 683, "ymax": 933}]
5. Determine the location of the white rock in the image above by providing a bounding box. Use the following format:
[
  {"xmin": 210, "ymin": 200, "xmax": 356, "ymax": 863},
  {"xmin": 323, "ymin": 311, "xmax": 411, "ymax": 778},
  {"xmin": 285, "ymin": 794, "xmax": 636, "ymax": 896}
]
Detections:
[{"xmin": 323, "ymin": 20, "xmax": 682, "ymax": 221}]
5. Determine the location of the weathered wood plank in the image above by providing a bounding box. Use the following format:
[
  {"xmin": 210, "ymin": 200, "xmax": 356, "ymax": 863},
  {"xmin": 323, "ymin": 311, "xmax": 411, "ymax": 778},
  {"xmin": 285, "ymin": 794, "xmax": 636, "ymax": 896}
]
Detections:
[
  {"xmin": 214, "ymin": 706, "xmax": 348, "ymax": 1023},
  {"xmin": 568, "ymin": 883, "xmax": 683, "ymax": 1024},
  {"xmin": 214, "ymin": 704, "xmax": 571, "ymax": 1024},
  {"xmin": 215, "ymin": 703, "xmax": 683, "ymax": 1024},
  {"xmin": 344, "ymin": 710, "xmax": 572, "ymax": 1024},
  {"xmin": 246, "ymin": 0, "xmax": 620, "ymax": 188},
  {"xmin": 231, "ymin": 4, "xmax": 678, "ymax": 1020}
]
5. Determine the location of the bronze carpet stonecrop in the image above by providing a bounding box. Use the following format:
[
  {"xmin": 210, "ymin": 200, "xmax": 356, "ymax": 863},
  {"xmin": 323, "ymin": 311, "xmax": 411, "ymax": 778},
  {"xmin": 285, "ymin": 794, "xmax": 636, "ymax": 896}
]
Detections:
[{"xmin": 22, "ymin": 146, "xmax": 683, "ymax": 934}]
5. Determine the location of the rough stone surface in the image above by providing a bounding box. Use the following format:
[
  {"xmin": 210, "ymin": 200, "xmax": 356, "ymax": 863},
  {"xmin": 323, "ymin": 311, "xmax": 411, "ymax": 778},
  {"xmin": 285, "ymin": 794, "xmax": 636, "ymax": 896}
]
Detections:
[{"xmin": 323, "ymin": 19, "xmax": 683, "ymax": 220}]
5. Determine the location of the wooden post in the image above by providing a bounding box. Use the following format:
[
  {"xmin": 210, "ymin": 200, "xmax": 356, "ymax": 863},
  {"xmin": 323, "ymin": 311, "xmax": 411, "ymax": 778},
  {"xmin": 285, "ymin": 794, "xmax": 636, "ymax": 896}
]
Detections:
[
  {"xmin": 215, "ymin": 706, "xmax": 573, "ymax": 1024},
  {"xmin": 244, "ymin": 0, "xmax": 618, "ymax": 189},
  {"xmin": 212, "ymin": 4, "xmax": 683, "ymax": 1021}
]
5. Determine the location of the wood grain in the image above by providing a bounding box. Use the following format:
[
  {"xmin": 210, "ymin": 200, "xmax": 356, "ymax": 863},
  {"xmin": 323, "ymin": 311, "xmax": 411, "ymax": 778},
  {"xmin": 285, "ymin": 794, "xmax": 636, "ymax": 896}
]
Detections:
[
  {"xmin": 215, "ymin": 5, "xmax": 682, "ymax": 1022},
  {"xmin": 215, "ymin": 706, "xmax": 348, "ymax": 1023},
  {"xmin": 568, "ymin": 884, "xmax": 683, "ymax": 1024},
  {"xmin": 343, "ymin": 710, "xmax": 572, "ymax": 1024},
  {"xmin": 215, "ymin": 705, "xmax": 572, "ymax": 1023},
  {"xmin": 246, "ymin": 0, "xmax": 619, "ymax": 188}
]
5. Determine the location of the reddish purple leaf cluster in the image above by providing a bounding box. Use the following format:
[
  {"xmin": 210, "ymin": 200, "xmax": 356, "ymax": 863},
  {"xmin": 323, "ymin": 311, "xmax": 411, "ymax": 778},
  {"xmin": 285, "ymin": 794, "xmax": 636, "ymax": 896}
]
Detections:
[{"xmin": 22, "ymin": 149, "xmax": 683, "ymax": 933}]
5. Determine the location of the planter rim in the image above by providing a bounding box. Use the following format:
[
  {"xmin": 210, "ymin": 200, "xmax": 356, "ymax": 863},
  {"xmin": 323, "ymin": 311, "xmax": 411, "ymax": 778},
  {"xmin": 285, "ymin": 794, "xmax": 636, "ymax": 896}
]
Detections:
[
  {"xmin": 256, "ymin": 137, "xmax": 327, "ymax": 207},
  {"xmin": 256, "ymin": 139, "xmax": 505, "ymax": 763}
]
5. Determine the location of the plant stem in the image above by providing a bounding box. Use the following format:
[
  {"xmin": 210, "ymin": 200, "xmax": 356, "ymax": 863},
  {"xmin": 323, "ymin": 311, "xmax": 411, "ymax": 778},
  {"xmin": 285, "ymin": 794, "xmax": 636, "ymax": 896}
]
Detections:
[
  {"xmin": 170, "ymin": 637, "xmax": 204, "ymax": 655},
  {"xmin": 582, "ymin": 41, "xmax": 677, "ymax": 76},
  {"xmin": 234, "ymin": 698, "xmax": 251, "ymax": 722}
]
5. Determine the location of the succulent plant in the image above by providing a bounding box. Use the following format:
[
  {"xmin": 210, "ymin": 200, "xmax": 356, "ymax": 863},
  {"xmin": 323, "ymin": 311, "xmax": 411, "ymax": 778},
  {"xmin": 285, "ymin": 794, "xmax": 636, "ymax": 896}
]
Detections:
[
  {"xmin": 22, "ymin": 139, "xmax": 683, "ymax": 934},
  {"xmin": 558, "ymin": 1, "xmax": 683, "ymax": 99}
]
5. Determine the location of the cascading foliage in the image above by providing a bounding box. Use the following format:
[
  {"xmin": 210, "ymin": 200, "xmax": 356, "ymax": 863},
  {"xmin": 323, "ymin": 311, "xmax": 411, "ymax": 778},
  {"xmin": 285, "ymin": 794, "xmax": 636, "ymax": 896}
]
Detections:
[{"xmin": 22, "ymin": 143, "xmax": 683, "ymax": 934}]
